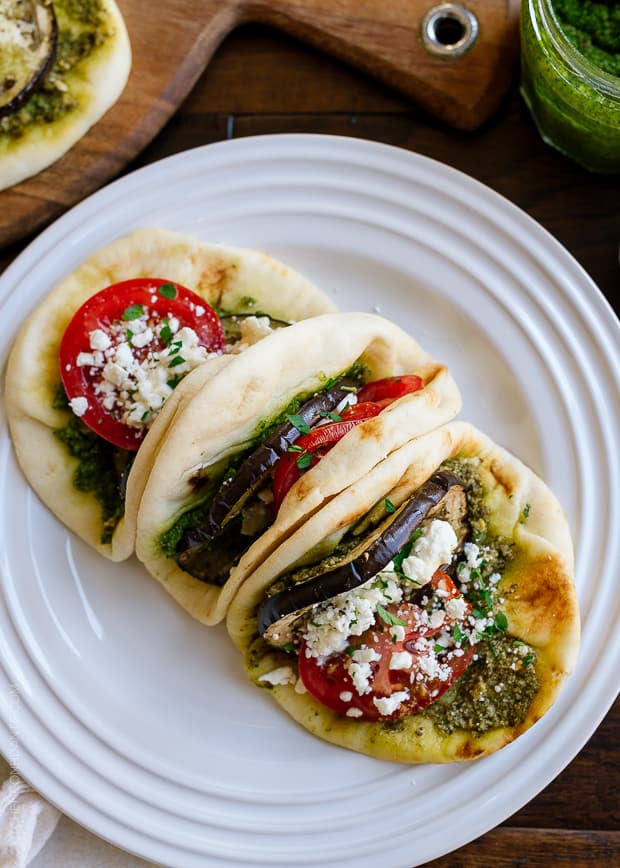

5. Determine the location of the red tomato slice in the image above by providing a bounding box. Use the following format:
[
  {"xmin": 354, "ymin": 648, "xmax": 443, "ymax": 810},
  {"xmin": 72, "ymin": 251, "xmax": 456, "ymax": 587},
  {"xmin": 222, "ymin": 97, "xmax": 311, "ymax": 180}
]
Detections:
[
  {"xmin": 298, "ymin": 573, "xmax": 474, "ymax": 721},
  {"xmin": 59, "ymin": 278, "xmax": 225, "ymax": 451},
  {"xmin": 272, "ymin": 406, "xmax": 381, "ymax": 513},
  {"xmin": 355, "ymin": 375, "xmax": 424, "ymax": 405}
]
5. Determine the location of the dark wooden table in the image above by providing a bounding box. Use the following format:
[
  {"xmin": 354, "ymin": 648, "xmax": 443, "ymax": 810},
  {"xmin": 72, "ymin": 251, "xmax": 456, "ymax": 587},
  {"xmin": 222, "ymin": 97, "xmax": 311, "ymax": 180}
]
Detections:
[{"xmin": 2, "ymin": 23, "xmax": 619, "ymax": 868}]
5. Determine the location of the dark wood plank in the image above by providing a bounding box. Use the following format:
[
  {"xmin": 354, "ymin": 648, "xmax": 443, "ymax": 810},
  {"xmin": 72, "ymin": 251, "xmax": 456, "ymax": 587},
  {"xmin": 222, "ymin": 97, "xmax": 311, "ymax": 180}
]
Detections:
[{"xmin": 425, "ymin": 829, "xmax": 620, "ymax": 866}]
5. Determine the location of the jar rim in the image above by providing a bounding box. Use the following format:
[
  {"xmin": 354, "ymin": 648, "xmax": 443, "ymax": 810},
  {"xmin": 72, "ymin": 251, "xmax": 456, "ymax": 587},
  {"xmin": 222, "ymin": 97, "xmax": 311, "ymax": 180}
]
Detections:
[{"xmin": 534, "ymin": 0, "xmax": 620, "ymax": 97}]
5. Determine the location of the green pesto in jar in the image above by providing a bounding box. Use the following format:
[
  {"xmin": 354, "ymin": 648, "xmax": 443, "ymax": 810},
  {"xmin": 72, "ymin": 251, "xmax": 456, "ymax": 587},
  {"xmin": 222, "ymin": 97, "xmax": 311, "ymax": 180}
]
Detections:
[
  {"xmin": 553, "ymin": 0, "xmax": 620, "ymax": 76},
  {"xmin": 521, "ymin": 0, "xmax": 620, "ymax": 173},
  {"xmin": 0, "ymin": 0, "xmax": 106, "ymax": 139}
]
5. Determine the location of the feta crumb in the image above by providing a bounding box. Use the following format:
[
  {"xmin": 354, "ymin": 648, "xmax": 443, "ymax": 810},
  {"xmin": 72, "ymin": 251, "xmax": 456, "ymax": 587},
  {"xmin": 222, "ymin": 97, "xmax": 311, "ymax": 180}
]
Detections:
[
  {"xmin": 389, "ymin": 651, "xmax": 413, "ymax": 671},
  {"xmin": 339, "ymin": 691, "xmax": 353, "ymax": 702},
  {"xmin": 401, "ymin": 519, "xmax": 458, "ymax": 587},
  {"xmin": 346, "ymin": 708, "xmax": 363, "ymax": 718},
  {"xmin": 373, "ymin": 690, "xmax": 409, "ymax": 716},
  {"xmin": 294, "ymin": 678, "xmax": 307, "ymax": 695},
  {"xmin": 89, "ymin": 329, "xmax": 112, "ymax": 351},
  {"xmin": 68, "ymin": 396, "xmax": 88, "ymax": 417},
  {"xmin": 257, "ymin": 666, "xmax": 296, "ymax": 686},
  {"xmin": 391, "ymin": 625, "xmax": 406, "ymax": 643}
]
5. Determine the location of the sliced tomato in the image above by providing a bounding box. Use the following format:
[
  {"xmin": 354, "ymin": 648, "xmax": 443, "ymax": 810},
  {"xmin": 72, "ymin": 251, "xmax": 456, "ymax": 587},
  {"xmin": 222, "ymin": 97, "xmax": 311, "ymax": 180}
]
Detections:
[
  {"xmin": 272, "ymin": 406, "xmax": 381, "ymax": 513},
  {"xmin": 355, "ymin": 375, "xmax": 424, "ymax": 405},
  {"xmin": 298, "ymin": 573, "xmax": 474, "ymax": 721},
  {"xmin": 59, "ymin": 278, "xmax": 225, "ymax": 450}
]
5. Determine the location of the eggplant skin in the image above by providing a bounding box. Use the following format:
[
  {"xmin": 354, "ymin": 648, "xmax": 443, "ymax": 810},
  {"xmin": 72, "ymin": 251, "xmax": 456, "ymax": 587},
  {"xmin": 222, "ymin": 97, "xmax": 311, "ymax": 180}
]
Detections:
[
  {"xmin": 177, "ymin": 376, "xmax": 360, "ymax": 559},
  {"xmin": 258, "ymin": 470, "xmax": 465, "ymax": 642},
  {"xmin": 0, "ymin": 1, "xmax": 58, "ymax": 120}
]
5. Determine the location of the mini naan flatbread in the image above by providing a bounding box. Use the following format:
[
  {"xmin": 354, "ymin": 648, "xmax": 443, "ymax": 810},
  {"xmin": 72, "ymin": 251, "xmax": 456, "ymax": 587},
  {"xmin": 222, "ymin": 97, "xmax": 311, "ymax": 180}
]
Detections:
[
  {"xmin": 136, "ymin": 312, "xmax": 462, "ymax": 625},
  {"xmin": 4, "ymin": 228, "xmax": 337, "ymax": 560},
  {"xmin": 227, "ymin": 421, "xmax": 579, "ymax": 763},
  {"xmin": 0, "ymin": 0, "xmax": 131, "ymax": 191}
]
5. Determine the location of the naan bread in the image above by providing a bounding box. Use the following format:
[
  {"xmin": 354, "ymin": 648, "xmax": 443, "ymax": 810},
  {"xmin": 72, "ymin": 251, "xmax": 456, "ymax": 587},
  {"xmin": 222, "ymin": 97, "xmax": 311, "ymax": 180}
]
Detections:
[
  {"xmin": 136, "ymin": 312, "xmax": 462, "ymax": 625},
  {"xmin": 0, "ymin": 0, "xmax": 131, "ymax": 191},
  {"xmin": 4, "ymin": 228, "xmax": 337, "ymax": 560},
  {"xmin": 227, "ymin": 421, "xmax": 579, "ymax": 763}
]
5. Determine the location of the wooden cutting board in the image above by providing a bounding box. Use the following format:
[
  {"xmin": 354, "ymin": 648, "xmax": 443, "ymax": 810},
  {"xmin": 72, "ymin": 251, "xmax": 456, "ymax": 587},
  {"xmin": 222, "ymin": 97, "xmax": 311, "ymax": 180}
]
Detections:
[{"xmin": 1, "ymin": 0, "xmax": 520, "ymax": 248}]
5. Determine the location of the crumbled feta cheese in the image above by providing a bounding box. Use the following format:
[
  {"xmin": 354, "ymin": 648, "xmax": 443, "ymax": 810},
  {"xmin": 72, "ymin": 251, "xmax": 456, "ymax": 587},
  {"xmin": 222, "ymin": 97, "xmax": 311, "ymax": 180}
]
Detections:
[
  {"xmin": 429, "ymin": 610, "xmax": 445, "ymax": 630},
  {"xmin": 303, "ymin": 573, "xmax": 403, "ymax": 659},
  {"xmin": 346, "ymin": 708, "xmax": 363, "ymax": 718},
  {"xmin": 130, "ymin": 327, "xmax": 154, "ymax": 349},
  {"xmin": 373, "ymin": 690, "xmax": 409, "ymax": 716},
  {"xmin": 239, "ymin": 315, "xmax": 273, "ymax": 346},
  {"xmin": 339, "ymin": 691, "xmax": 353, "ymax": 702},
  {"xmin": 68, "ymin": 396, "xmax": 88, "ymax": 417},
  {"xmin": 89, "ymin": 329, "xmax": 111, "ymax": 351},
  {"xmin": 76, "ymin": 352, "xmax": 100, "ymax": 367},
  {"xmin": 401, "ymin": 520, "xmax": 458, "ymax": 587},
  {"xmin": 389, "ymin": 651, "xmax": 413, "ymax": 670},
  {"xmin": 348, "ymin": 647, "xmax": 381, "ymax": 695},
  {"xmin": 257, "ymin": 666, "xmax": 296, "ymax": 686},
  {"xmin": 445, "ymin": 596, "xmax": 468, "ymax": 620},
  {"xmin": 294, "ymin": 678, "xmax": 307, "ymax": 694},
  {"xmin": 391, "ymin": 625, "xmax": 406, "ymax": 643}
]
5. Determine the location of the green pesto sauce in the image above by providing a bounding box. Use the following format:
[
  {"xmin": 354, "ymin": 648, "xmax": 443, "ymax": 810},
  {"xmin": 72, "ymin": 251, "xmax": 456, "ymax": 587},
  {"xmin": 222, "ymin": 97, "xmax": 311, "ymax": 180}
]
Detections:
[
  {"xmin": 157, "ymin": 365, "xmax": 368, "ymax": 561},
  {"xmin": 553, "ymin": 0, "xmax": 620, "ymax": 76},
  {"xmin": 425, "ymin": 635, "xmax": 539, "ymax": 734},
  {"xmin": 1, "ymin": 0, "xmax": 106, "ymax": 139},
  {"xmin": 53, "ymin": 384, "xmax": 129, "ymax": 545}
]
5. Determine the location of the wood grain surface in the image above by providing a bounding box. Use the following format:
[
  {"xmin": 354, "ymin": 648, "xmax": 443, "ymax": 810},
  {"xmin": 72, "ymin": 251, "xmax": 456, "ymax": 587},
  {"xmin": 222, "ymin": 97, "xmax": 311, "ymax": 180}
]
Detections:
[
  {"xmin": 0, "ymin": 0, "xmax": 519, "ymax": 247},
  {"xmin": 1, "ymin": 21, "xmax": 619, "ymax": 868}
]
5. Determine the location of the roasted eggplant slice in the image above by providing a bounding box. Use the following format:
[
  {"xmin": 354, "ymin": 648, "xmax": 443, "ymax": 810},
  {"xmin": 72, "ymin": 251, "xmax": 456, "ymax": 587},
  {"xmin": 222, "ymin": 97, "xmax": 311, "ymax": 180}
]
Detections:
[
  {"xmin": 258, "ymin": 471, "xmax": 466, "ymax": 646},
  {"xmin": 0, "ymin": 1, "xmax": 57, "ymax": 119},
  {"xmin": 177, "ymin": 376, "xmax": 360, "ymax": 567}
]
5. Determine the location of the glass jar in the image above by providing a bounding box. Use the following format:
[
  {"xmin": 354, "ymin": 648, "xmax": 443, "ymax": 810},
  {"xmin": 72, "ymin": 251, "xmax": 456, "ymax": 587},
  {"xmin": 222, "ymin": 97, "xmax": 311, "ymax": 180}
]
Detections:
[{"xmin": 520, "ymin": 0, "xmax": 620, "ymax": 173}]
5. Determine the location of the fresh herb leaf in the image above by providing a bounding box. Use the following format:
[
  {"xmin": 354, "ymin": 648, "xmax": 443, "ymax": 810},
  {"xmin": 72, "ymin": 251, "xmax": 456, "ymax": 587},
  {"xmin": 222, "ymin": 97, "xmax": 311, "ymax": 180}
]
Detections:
[
  {"xmin": 126, "ymin": 328, "xmax": 134, "ymax": 341},
  {"xmin": 168, "ymin": 356, "xmax": 186, "ymax": 368},
  {"xmin": 376, "ymin": 605, "xmax": 406, "ymax": 627},
  {"xmin": 287, "ymin": 444, "xmax": 303, "ymax": 453},
  {"xmin": 122, "ymin": 304, "xmax": 144, "ymax": 321},
  {"xmin": 452, "ymin": 623, "xmax": 463, "ymax": 643},
  {"xmin": 167, "ymin": 376, "xmax": 182, "ymax": 389},
  {"xmin": 522, "ymin": 653, "xmax": 535, "ymax": 666},
  {"xmin": 434, "ymin": 643, "xmax": 444, "ymax": 654},
  {"xmin": 281, "ymin": 642, "xmax": 295, "ymax": 653},
  {"xmin": 520, "ymin": 503, "xmax": 532, "ymax": 524},
  {"xmin": 494, "ymin": 611, "xmax": 509, "ymax": 632},
  {"xmin": 385, "ymin": 497, "xmax": 396, "ymax": 514},
  {"xmin": 341, "ymin": 385, "xmax": 357, "ymax": 393},
  {"xmin": 241, "ymin": 296, "xmax": 256, "ymax": 306},
  {"xmin": 320, "ymin": 410, "xmax": 342, "ymax": 422},
  {"xmin": 296, "ymin": 453, "xmax": 313, "ymax": 470},
  {"xmin": 157, "ymin": 282, "xmax": 177, "ymax": 299},
  {"xmin": 160, "ymin": 319, "xmax": 173, "ymax": 345},
  {"xmin": 344, "ymin": 646, "xmax": 355, "ymax": 657},
  {"xmin": 286, "ymin": 413, "xmax": 311, "ymax": 434}
]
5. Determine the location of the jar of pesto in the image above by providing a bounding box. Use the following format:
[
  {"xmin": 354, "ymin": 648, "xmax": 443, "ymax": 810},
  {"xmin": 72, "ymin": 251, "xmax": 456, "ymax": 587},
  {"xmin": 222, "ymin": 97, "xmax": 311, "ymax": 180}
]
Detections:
[{"xmin": 521, "ymin": 0, "xmax": 620, "ymax": 173}]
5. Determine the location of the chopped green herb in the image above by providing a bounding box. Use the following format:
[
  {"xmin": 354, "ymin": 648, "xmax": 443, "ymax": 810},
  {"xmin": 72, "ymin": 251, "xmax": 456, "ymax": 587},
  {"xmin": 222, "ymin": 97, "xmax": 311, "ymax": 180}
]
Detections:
[
  {"xmin": 168, "ymin": 356, "xmax": 186, "ymax": 368},
  {"xmin": 522, "ymin": 654, "xmax": 535, "ymax": 667},
  {"xmin": 281, "ymin": 642, "xmax": 295, "ymax": 653},
  {"xmin": 310, "ymin": 619, "xmax": 320, "ymax": 628},
  {"xmin": 481, "ymin": 589, "xmax": 493, "ymax": 608},
  {"xmin": 157, "ymin": 283, "xmax": 177, "ymax": 299},
  {"xmin": 385, "ymin": 497, "xmax": 396, "ymax": 514},
  {"xmin": 377, "ymin": 605, "xmax": 406, "ymax": 627},
  {"xmin": 126, "ymin": 329, "xmax": 134, "ymax": 341},
  {"xmin": 285, "ymin": 413, "xmax": 311, "ymax": 434},
  {"xmin": 344, "ymin": 646, "xmax": 355, "ymax": 657},
  {"xmin": 287, "ymin": 444, "xmax": 304, "ymax": 453},
  {"xmin": 160, "ymin": 321, "xmax": 173, "ymax": 345},
  {"xmin": 494, "ymin": 611, "xmax": 509, "ymax": 632},
  {"xmin": 122, "ymin": 304, "xmax": 144, "ymax": 321},
  {"xmin": 520, "ymin": 503, "xmax": 532, "ymax": 524},
  {"xmin": 167, "ymin": 376, "xmax": 182, "ymax": 389},
  {"xmin": 341, "ymin": 385, "xmax": 357, "ymax": 393},
  {"xmin": 320, "ymin": 410, "xmax": 342, "ymax": 422},
  {"xmin": 452, "ymin": 623, "xmax": 463, "ymax": 643},
  {"xmin": 240, "ymin": 296, "xmax": 256, "ymax": 306},
  {"xmin": 434, "ymin": 643, "xmax": 444, "ymax": 654},
  {"xmin": 472, "ymin": 608, "xmax": 484, "ymax": 619},
  {"xmin": 296, "ymin": 453, "xmax": 313, "ymax": 470}
]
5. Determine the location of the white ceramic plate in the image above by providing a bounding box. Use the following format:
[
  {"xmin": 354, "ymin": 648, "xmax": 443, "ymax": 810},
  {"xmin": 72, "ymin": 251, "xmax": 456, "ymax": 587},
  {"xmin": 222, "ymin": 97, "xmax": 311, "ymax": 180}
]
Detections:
[{"xmin": 0, "ymin": 135, "xmax": 618, "ymax": 867}]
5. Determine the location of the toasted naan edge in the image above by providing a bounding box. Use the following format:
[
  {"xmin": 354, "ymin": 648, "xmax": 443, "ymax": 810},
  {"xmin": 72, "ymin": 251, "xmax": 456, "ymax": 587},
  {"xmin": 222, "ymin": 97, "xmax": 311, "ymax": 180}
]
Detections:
[
  {"xmin": 0, "ymin": 0, "xmax": 131, "ymax": 191},
  {"xmin": 136, "ymin": 312, "xmax": 462, "ymax": 625},
  {"xmin": 226, "ymin": 421, "xmax": 579, "ymax": 764},
  {"xmin": 4, "ymin": 228, "xmax": 336, "ymax": 560}
]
